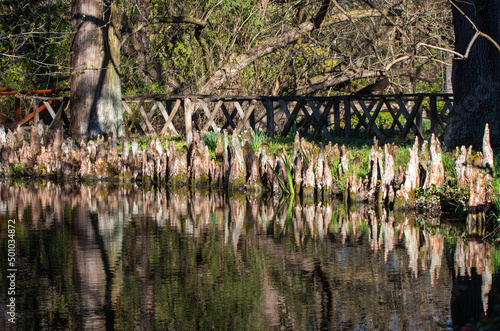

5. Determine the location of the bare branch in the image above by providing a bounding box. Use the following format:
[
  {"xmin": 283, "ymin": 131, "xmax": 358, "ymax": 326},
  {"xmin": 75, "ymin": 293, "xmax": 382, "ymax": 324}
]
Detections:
[
  {"xmin": 194, "ymin": 9, "xmax": 382, "ymax": 95},
  {"xmin": 150, "ymin": 16, "xmax": 208, "ymax": 28},
  {"xmin": 449, "ymin": 0, "xmax": 500, "ymax": 55}
]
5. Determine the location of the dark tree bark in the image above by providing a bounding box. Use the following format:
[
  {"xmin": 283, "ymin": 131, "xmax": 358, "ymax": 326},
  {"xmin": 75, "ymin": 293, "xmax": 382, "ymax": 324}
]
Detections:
[
  {"xmin": 70, "ymin": 0, "xmax": 124, "ymax": 138},
  {"xmin": 444, "ymin": 0, "xmax": 500, "ymax": 148}
]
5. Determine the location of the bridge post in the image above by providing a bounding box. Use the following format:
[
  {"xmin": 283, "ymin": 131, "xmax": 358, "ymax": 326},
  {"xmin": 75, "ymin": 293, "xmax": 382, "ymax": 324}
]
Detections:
[
  {"xmin": 185, "ymin": 98, "xmax": 193, "ymax": 147},
  {"xmin": 416, "ymin": 97, "xmax": 423, "ymax": 136},
  {"xmin": 15, "ymin": 97, "xmax": 21, "ymax": 123},
  {"xmin": 32, "ymin": 99, "xmax": 39, "ymax": 125},
  {"xmin": 344, "ymin": 97, "xmax": 351, "ymax": 141},
  {"xmin": 429, "ymin": 95, "xmax": 438, "ymax": 136},
  {"xmin": 265, "ymin": 99, "xmax": 274, "ymax": 138},
  {"xmin": 333, "ymin": 99, "xmax": 340, "ymax": 136}
]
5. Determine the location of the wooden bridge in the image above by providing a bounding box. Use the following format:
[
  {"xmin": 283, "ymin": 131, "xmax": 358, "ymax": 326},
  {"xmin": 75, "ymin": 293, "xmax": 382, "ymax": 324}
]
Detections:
[{"xmin": 0, "ymin": 89, "xmax": 454, "ymax": 141}]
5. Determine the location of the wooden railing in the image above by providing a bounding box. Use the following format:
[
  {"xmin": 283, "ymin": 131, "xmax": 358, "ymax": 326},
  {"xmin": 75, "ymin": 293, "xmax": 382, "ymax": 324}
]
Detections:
[
  {"xmin": 1, "ymin": 90, "xmax": 453, "ymax": 141},
  {"xmin": 121, "ymin": 93, "xmax": 454, "ymax": 140},
  {"xmin": 0, "ymin": 88, "xmax": 70, "ymax": 129}
]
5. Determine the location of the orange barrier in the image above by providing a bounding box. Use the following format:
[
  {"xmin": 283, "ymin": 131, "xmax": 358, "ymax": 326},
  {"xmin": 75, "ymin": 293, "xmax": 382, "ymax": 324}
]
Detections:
[{"xmin": 0, "ymin": 88, "xmax": 69, "ymax": 127}]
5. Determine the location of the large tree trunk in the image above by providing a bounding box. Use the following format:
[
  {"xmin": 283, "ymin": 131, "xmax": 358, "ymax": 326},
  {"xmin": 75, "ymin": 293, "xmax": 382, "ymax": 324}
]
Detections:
[
  {"xmin": 70, "ymin": 0, "xmax": 124, "ymax": 138},
  {"xmin": 444, "ymin": 0, "xmax": 500, "ymax": 148}
]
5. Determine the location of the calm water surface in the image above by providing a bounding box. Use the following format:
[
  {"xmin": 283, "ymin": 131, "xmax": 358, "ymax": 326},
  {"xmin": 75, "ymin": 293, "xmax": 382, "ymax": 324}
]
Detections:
[{"xmin": 0, "ymin": 181, "xmax": 498, "ymax": 330}]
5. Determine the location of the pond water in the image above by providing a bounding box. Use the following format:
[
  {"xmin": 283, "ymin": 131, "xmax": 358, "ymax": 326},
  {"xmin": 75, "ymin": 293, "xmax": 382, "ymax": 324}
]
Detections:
[{"xmin": 0, "ymin": 181, "xmax": 499, "ymax": 330}]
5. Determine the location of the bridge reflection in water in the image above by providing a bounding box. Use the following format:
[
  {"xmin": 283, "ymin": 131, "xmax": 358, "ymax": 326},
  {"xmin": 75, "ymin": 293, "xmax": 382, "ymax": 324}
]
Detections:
[{"xmin": 0, "ymin": 181, "xmax": 498, "ymax": 330}]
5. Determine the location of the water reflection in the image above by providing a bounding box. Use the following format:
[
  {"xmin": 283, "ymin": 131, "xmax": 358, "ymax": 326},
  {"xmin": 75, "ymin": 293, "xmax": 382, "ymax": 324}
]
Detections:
[{"xmin": 0, "ymin": 181, "xmax": 498, "ymax": 330}]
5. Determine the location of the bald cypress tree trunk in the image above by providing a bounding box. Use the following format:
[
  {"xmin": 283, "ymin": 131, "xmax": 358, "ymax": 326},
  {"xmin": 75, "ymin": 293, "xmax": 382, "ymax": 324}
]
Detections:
[
  {"xmin": 70, "ymin": 0, "xmax": 124, "ymax": 138},
  {"xmin": 444, "ymin": 0, "xmax": 500, "ymax": 148}
]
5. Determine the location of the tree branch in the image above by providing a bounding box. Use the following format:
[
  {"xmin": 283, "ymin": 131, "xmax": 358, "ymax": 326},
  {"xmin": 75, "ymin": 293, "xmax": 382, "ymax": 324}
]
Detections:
[
  {"xmin": 449, "ymin": 0, "xmax": 500, "ymax": 55},
  {"xmin": 150, "ymin": 16, "xmax": 208, "ymax": 28},
  {"xmin": 312, "ymin": 0, "xmax": 332, "ymax": 29},
  {"xmin": 192, "ymin": 9, "xmax": 381, "ymax": 95},
  {"xmin": 296, "ymin": 69, "xmax": 385, "ymax": 95}
]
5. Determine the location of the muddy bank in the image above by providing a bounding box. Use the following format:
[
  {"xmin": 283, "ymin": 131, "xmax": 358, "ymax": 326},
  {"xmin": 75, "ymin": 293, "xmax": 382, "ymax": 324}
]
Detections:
[{"xmin": 0, "ymin": 123, "xmax": 494, "ymax": 211}]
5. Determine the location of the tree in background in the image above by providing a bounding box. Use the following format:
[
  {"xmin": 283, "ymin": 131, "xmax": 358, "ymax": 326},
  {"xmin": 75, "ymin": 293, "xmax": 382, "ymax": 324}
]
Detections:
[
  {"xmin": 124, "ymin": 0, "xmax": 454, "ymax": 97},
  {"xmin": 0, "ymin": 0, "xmax": 71, "ymax": 91},
  {"xmin": 1, "ymin": 0, "xmax": 457, "ymax": 137},
  {"xmin": 443, "ymin": 0, "xmax": 500, "ymax": 148}
]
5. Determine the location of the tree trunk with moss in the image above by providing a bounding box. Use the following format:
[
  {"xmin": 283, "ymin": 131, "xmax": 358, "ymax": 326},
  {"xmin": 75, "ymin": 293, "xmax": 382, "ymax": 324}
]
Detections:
[{"xmin": 70, "ymin": 0, "xmax": 124, "ymax": 138}]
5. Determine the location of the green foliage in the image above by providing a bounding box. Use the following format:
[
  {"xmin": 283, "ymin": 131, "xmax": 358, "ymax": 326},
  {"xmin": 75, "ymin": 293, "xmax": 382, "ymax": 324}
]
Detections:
[
  {"xmin": 442, "ymin": 150, "xmax": 457, "ymax": 184},
  {"xmin": 0, "ymin": 0, "xmax": 70, "ymax": 88},
  {"xmin": 268, "ymin": 132, "xmax": 294, "ymax": 155},
  {"xmin": 491, "ymin": 153, "xmax": 500, "ymax": 202},
  {"xmin": 9, "ymin": 161, "xmax": 22, "ymax": 174},
  {"xmin": 251, "ymin": 129, "xmax": 266, "ymax": 151},
  {"xmin": 282, "ymin": 154, "xmax": 295, "ymax": 196},
  {"xmin": 203, "ymin": 131, "xmax": 219, "ymax": 152}
]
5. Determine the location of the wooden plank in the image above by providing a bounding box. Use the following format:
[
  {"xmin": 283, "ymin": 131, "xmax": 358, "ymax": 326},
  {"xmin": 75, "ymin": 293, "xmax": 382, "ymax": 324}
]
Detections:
[
  {"xmin": 18, "ymin": 100, "xmax": 53, "ymax": 126},
  {"xmin": 127, "ymin": 98, "xmax": 144, "ymax": 130},
  {"xmin": 202, "ymin": 100, "xmax": 223, "ymax": 132},
  {"xmin": 147, "ymin": 102, "xmax": 158, "ymax": 122},
  {"xmin": 385, "ymin": 100, "xmax": 404, "ymax": 133},
  {"xmin": 122, "ymin": 101, "xmax": 133, "ymax": 115},
  {"xmin": 138, "ymin": 102, "xmax": 155, "ymax": 134},
  {"xmin": 415, "ymin": 102, "xmax": 422, "ymax": 136},
  {"xmin": 234, "ymin": 99, "xmax": 257, "ymax": 136},
  {"xmin": 363, "ymin": 98, "xmax": 385, "ymax": 139},
  {"xmin": 282, "ymin": 99, "xmax": 305, "ymax": 138},
  {"xmin": 312, "ymin": 99, "xmax": 334, "ymax": 139},
  {"xmin": 333, "ymin": 99, "xmax": 340, "ymax": 136},
  {"xmin": 233, "ymin": 101, "xmax": 250, "ymax": 130},
  {"xmin": 15, "ymin": 97, "xmax": 21, "ymax": 122},
  {"xmin": 131, "ymin": 102, "xmax": 150, "ymax": 133},
  {"xmin": 396, "ymin": 98, "xmax": 415, "ymax": 132},
  {"xmin": 440, "ymin": 98, "xmax": 454, "ymax": 119},
  {"xmin": 306, "ymin": 100, "xmax": 331, "ymax": 139},
  {"xmin": 198, "ymin": 99, "xmax": 219, "ymax": 132},
  {"xmin": 46, "ymin": 99, "xmax": 69, "ymax": 132},
  {"xmin": 33, "ymin": 99, "xmax": 39, "ymax": 125},
  {"xmin": 60, "ymin": 100, "xmax": 70, "ymax": 127},
  {"xmin": 185, "ymin": 98, "xmax": 193, "ymax": 136},
  {"xmin": 221, "ymin": 103, "xmax": 237, "ymax": 130},
  {"xmin": 249, "ymin": 107, "xmax": 255, "ymax": 131},
  {"xmin": 344, "ymin": 97, "xmax": 351, "ymax": 141},
  {"xmin": 278, "ymin": 99, "xmax": 298, "ymax": 134},
  {"xmin": 0, "ymin": 112, "xmax": 15, "ymax": 123},
  {"xmin": 429, "ymin": 95, "xmax": 438, "ymax": 135},
  {"xmin": 123, "ymin": 100, "xmax": 146, "ymax": 134},
  {"xmin": 265, "ymin": 99, "xmax": 274, "ymax": 138},
  {"xmin": 157, "ymin": 100, "xmax": 169, "ymax": 122},
  {"xmin": 401, "ymin": 96, "xmax": 424, "ymax": 139},
  {"xmin": 350, "ymin": 101, "xmax": 365, "ymax": 135},
  {"xmin": 357, "ymin": 99, "xmax": 384, "ymax": 139},
  {"xmin": 160, "ymin": 99, "xmax": 181, "ymax": 135},
  {"xmin": 157, "ymin": 101, "xmax": 178, "ymax": 135},
  {"xmin": 192, "ymin": 114, "xmax": 201, "ymax": 132},
  {"xmin": 43, "ymin": 101, "xmax": 57, "ymax": 119},
  {"xmin": 300, "ymin": 104, "xmax": 314, "ymax": 136}
]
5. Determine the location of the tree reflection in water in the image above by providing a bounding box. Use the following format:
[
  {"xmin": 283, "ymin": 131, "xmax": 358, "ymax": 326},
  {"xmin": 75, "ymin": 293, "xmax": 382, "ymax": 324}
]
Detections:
[{"xmin": 0, "ymin": 181, "xmax": 498, "ymax": 330}]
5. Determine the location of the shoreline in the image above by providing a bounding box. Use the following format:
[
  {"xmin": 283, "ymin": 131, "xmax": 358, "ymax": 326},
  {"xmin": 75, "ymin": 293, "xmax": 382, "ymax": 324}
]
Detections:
[{"xmin": 0, "ymin": 124, "xmax": 496, "ymax": 215}]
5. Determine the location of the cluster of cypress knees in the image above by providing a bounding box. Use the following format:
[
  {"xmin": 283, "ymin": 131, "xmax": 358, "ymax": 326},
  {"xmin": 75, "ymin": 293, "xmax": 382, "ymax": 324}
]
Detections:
[{"xmin": 0, "ymin": 122, "xmax": 494, "ymax": 211}]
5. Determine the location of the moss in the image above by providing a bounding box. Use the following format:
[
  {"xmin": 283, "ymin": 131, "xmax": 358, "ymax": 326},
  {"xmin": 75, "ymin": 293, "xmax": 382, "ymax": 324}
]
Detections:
[
  {"xmin": 302, "ymin": 186, "xmax": 314, "ymax": 200},
  {"xmin": 169, "ymin": 173, "xmax": 189, "ymax": 187},
  {"xmin": 192, "ymin": 174, "xmax": 210, "ymax": 187},
  {"xmin": 228, "ymin": 176, "xmax": 246, "ymax": 192},
  {"xmin": 393, "ymin": 190, "xmax": 416, "ymax": 210},
  {"xmin": 245, "ymin": 182, "xmax": 263, "ymax": 194}
]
